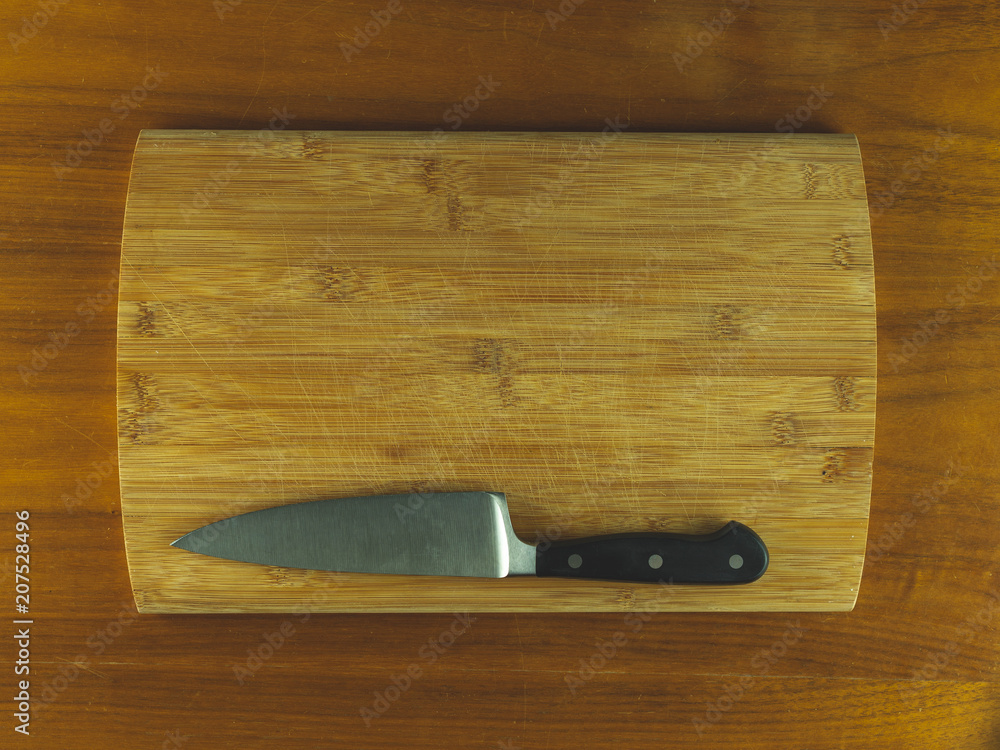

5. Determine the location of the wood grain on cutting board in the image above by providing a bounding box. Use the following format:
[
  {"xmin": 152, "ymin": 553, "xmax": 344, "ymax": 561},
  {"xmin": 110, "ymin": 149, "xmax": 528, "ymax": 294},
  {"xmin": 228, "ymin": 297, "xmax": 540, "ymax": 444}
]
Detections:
[{"xmin": 117, "ymin": 130, "xmax": 875, "ymax": 612}]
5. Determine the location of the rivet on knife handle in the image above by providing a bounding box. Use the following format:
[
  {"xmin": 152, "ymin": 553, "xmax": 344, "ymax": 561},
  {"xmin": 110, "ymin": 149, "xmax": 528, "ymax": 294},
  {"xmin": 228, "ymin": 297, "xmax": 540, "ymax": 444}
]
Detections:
[{"xmin": 535, "ymin": 522, "xmax": 768, "ymax": 584}]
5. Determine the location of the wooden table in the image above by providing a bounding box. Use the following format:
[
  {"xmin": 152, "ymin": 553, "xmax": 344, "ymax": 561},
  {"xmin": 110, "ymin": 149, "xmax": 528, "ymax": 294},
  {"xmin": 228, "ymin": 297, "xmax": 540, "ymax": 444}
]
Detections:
[{"xmin": 1, "ymin": 1, "xmax": 997, "ymax": 747}]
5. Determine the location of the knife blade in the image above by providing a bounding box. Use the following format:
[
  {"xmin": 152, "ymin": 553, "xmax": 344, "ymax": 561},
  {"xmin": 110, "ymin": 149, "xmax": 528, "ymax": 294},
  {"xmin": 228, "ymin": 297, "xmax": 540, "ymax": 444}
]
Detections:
[{"xmin": 171, "ymin": 491, "xmax": 768, "ymax": 584}]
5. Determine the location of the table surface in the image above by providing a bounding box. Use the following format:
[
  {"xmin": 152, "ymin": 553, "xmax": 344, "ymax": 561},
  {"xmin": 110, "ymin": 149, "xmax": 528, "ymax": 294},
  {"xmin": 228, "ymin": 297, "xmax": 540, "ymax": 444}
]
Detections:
[{"xmin": 1, "ymin": 1, "xmax": 997, "ymax": 747}]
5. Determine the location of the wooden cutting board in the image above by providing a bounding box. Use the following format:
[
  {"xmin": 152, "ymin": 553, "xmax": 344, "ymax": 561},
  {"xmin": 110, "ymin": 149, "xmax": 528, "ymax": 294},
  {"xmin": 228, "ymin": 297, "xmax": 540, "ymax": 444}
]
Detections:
[{"xmin": 117, "ymin": 130, "xmax": 875, "ymax": 613}]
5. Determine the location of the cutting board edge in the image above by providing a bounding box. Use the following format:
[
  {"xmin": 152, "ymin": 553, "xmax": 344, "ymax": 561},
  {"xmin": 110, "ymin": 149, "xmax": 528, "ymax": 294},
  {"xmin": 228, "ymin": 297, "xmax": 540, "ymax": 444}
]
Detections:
[{"xmin": 134, "ymin": 127, "xmax": 867, "ymax": 142}]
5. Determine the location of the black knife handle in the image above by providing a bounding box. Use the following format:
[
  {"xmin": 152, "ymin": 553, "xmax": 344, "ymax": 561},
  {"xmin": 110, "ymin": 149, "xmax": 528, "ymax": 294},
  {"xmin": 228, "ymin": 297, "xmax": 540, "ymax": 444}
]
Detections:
[{"xmin": 534, "ymin": 521, "xmax": 768, "ymax": 584}]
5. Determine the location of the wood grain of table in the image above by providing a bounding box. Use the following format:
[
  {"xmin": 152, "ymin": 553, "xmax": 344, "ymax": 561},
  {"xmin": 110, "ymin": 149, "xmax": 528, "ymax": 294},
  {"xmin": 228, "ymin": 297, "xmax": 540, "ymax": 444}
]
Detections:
[{"xmin": 1, "ymin": 0, "xmax": 998, "ymax": 747}]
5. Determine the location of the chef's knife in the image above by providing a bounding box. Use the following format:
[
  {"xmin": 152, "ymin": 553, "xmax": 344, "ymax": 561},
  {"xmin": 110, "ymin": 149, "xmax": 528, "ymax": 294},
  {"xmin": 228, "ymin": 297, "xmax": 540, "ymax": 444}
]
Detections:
[{"xmin": 171, "ymin": 491, "xmax": 768, "ymax": 584}]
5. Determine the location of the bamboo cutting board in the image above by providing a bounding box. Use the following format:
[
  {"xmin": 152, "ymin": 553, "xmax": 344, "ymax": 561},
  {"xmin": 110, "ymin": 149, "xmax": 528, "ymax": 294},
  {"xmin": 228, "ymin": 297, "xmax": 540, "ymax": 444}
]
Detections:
[{"xmin": 117, "ymin": 130, "xmax": 875, "ymax": 613}]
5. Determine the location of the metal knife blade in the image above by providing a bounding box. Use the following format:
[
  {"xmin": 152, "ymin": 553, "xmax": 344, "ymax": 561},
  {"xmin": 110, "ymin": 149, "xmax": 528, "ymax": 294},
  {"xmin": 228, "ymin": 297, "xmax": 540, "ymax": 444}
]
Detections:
[{"xmin": 171, "ymin": 491, "xmax": 768, "ymax": 584}]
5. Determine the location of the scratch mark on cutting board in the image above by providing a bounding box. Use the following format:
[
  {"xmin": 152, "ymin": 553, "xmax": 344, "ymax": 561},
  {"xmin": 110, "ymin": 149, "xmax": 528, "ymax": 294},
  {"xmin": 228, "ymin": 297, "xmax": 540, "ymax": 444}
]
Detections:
[{"xmin": 123, "ymin": 257, "xmax": 280, "ymax": 450}]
